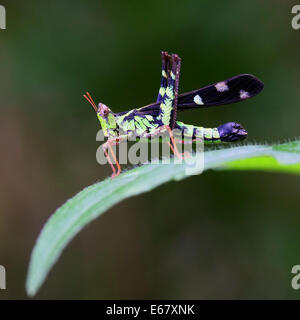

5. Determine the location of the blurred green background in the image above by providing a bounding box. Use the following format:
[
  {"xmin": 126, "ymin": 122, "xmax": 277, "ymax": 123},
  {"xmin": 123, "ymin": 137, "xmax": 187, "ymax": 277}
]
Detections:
[{"xmin": 0, "ymin": 0, "xmax": 300, "ymax": 299}]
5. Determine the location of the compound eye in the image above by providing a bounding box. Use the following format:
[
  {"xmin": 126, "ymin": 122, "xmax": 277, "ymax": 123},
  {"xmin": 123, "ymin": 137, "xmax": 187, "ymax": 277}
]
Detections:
[
  {"xmin": 98, "ymin": 103, "xmax": 109, "ymax": 118},
  {"xmin": 102, "ymin": 106, "xmax": 109, "ymax": 117}
]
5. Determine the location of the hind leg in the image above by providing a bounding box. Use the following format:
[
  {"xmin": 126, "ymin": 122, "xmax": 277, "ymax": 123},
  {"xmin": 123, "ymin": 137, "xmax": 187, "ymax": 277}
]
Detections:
[
  {"xmin": 171, "ymin": 54, "xmax": 181, "ymax": 129},
  {"xmin": 158, "ymin": 53, "xmax": 181, "ymax": 128},
  {"xmin": 156, "ymin": 51, "xmax": 171, "ymax": 103},
  {"xmin": 157, "ymin": 54, "xmax": 188, "ymax": 158}
]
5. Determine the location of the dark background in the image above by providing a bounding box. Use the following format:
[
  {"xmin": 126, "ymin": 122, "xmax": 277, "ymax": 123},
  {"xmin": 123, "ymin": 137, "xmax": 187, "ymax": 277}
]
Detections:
[{"xmin": 0, "ymin": 0, "xmax": 300, "ymax": 299}]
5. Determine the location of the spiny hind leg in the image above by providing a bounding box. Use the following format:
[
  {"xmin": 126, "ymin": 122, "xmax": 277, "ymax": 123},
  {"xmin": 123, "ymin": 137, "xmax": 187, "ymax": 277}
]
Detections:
[
  {"xmin": 158, "ymin": 54, "xmax": 185, "ymax": 158},
  {"xmin": 156, "ymin": 51, "xmax": 171, "ymax": 103},
  {"xmin": 158, "ymin": 54, "xmax": 179, "ymax": 126},
  {"xmin": 164, "ymin": 125, "xmax": 191, "ymax": 160},
  {"xmin": 151, "ymin": 125, "xmax": 190, "ymax": 160},
  {"xmin": 171, "ymin": 54, "xmax": 181, "ymax": 129}
]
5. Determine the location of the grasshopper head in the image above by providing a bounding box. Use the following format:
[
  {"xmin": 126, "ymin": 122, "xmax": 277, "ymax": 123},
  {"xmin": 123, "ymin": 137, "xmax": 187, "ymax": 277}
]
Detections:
[
  {"xmin": 97, "ymin": 102, "xmax": 117, "ymax": 137},
  {"xmin": 83, "ymin": 92, "xmax": 116, "ymax": 137}
]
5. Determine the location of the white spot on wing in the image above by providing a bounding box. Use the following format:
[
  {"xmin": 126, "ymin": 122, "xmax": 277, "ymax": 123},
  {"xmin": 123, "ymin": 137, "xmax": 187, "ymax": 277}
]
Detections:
[
  {"xmin": 215, "ymin": 81, "xmax": 229, "ymax": 92},
  {"xmin": 239, "ymin": 90, "xmax": 250, "ymax": 99},
  {"xmin": 194, "ymin": 94, "xmax": 204, "ymax": 105}
]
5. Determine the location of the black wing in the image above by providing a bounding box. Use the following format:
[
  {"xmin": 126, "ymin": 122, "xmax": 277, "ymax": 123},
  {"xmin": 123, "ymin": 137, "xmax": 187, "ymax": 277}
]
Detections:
[
  {"xmin": 177, "ymin": 73, "xmax": 264, "ymax": 109},
  {"xmin": 135, "ymin": 74, "xmax": 264, "ymax": 116}
]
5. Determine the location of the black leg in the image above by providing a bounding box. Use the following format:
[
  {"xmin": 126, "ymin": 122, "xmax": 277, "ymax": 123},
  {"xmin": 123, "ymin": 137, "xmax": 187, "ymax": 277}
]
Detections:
[
  {"xmin": 156, "ymin": 51, "xmax": 171, "ymax": 103},
  {"xmin": 158, "ymin": 53, "xmax": 181, "ymax": 127}
]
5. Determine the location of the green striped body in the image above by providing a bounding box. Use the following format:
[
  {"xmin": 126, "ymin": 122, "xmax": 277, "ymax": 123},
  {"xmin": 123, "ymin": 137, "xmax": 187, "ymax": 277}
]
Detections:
[
  {"xmin": 109, "ymin": 111, "xmax": 221, "ymax": 144},
  {"xmin": 175, "ymin": 121, "xmax": 221, "ymax": 144}
]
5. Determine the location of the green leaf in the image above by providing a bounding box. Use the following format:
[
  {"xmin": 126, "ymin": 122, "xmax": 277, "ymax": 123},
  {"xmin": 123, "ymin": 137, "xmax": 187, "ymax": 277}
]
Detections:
[{"xmin": 26, "ymin": 140, "xmax": 300, "ymax": 296}]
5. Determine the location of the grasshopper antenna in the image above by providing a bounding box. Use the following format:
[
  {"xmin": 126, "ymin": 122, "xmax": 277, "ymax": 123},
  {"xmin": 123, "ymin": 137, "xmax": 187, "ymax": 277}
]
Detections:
[{"xmin": 83, "ymin": 92, "xmax": 97, "ymax": 112}]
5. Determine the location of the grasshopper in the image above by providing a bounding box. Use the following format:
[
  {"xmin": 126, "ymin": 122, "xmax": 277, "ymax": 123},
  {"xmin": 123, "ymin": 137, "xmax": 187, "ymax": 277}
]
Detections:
[{"xmin": 84, "ymin": 51, "xmax": 264, "ymax": 178}]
